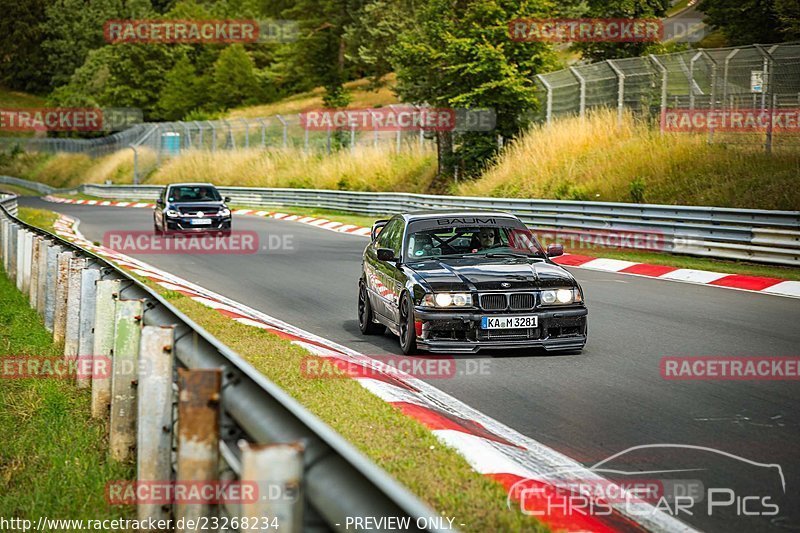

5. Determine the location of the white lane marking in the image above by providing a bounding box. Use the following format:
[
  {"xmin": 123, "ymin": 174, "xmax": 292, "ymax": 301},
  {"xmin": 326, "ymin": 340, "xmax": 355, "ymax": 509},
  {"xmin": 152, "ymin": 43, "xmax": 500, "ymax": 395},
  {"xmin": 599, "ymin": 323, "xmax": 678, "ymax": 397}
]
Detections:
[
  {"xmin": 579, "ymin": 258, "xmax": 639, "ymax": 272},
  {"xmin": 761, "ymin": 280, "xmax": 800, "ymax": 298},
  {"xmin": 660, "ymin": 268, "xmax": 729, "ymax": 284}
]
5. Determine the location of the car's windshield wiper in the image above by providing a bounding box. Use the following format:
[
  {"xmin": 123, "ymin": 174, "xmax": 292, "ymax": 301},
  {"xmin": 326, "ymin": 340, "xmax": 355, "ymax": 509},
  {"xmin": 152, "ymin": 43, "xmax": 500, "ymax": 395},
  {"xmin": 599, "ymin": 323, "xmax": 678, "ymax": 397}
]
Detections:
[{"xmin": 482, "ymin": 252, "xmax": 534, "ymax": 258}]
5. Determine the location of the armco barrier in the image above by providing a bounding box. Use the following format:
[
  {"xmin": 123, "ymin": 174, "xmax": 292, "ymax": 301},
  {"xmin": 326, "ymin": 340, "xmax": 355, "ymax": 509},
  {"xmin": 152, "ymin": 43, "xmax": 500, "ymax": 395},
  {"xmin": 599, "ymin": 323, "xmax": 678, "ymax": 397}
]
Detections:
[
  {"xmin": 0, "ymin": 193, "xmax": 451, "ymax": 533},
  {"xmin": 76, "ymin": 183, "xmax": 800, "ymax": 266}
]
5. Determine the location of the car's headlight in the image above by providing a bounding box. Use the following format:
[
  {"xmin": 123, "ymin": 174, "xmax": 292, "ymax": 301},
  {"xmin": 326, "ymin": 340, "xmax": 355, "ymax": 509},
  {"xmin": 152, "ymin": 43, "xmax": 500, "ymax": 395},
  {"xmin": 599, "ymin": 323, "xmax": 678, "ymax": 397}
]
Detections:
[
  {"xmin": 218, "ymin": 208, "xmax": 230, "ymax": 217},
  {"xmin": 540, "ymin": 288, "xmax": 582, "ymax": 305},
  {"xmin": 165, "ymin": 209, "xmax": 179, "ymax": 217},
  {"xmin": 421, "ymin": 292, "xmax": 472, "ymax": 308}
]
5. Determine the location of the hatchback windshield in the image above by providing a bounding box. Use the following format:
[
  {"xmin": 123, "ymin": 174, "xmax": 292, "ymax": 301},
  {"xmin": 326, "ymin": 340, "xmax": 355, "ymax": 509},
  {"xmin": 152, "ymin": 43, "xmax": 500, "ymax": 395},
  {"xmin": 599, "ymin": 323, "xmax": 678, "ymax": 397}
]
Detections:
[
  {"xmin": 169, "ymin": 186, "xmax": 222, "ymax": 202},
  {"xmin": 405, "ymin": 220, "xmax": 545, "ymax": 259}
]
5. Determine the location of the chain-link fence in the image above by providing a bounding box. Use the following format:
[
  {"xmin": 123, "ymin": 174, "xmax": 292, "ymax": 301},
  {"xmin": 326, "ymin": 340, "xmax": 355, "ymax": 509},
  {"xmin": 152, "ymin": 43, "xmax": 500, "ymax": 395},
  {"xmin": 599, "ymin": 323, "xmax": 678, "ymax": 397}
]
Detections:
[{"xmin": 534, "ymin": 42, "xmax": 800, "ymax": 151}]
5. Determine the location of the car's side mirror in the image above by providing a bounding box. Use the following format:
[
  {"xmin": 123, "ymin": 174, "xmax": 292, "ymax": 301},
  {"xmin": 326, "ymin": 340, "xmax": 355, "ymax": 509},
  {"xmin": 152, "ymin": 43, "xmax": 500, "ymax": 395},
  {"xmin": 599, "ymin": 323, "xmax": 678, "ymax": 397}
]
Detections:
[
  {"xmin": 547, "ymin": 243, "xmax": 564, "ymax": 257},
  {"xmin": 224, "ymin": 196, "xmax": 231, "ymax": 203},
  {"xmin": 371, "ymin": 219, "xmax": 389, "ymax": 241},
  {"xmin": 377, "ymin": 248, "xmax": 395, "ymax": 262}
]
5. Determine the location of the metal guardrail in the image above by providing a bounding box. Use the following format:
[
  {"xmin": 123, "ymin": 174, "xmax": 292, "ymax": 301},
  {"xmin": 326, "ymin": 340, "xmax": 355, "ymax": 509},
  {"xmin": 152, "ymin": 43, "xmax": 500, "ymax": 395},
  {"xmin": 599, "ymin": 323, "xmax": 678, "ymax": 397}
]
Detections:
[
  {"xmin": 0, "ymin": 193, "xmax": 450, "ymax": 533},
  {"xmin": 72, "ymin": 183, "xmax": 800, "ymax": 267}
]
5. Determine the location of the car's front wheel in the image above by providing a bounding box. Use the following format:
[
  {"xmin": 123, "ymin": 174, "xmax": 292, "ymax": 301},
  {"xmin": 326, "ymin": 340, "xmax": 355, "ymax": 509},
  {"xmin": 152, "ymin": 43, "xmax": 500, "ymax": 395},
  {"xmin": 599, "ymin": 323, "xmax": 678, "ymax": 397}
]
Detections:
[
  {"xmin": 358, "ymin": 281, "xmax": 383, "ymax": 335},
  {"xmin": 399, "ymin": 292, "xmax": 417, "ymax": 355},
  {"xmin": 153, "ymin": 221, "xmax": 163, "ymax": 236}
]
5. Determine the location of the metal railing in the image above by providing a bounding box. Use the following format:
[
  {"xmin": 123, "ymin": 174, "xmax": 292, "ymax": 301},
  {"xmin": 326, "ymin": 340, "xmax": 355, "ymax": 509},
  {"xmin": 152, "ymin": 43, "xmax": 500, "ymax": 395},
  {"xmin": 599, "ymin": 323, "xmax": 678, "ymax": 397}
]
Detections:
[
  {"xmin": 0, "ymin": 193, "xmax": 449, "ymax": 532},
  {"xmin": 534, "ymin": 42, "xmax": 800, "ymax": 150},
  {"xmin": 67, "ymin": 183, "xmax": 800, "ymax": 267}
]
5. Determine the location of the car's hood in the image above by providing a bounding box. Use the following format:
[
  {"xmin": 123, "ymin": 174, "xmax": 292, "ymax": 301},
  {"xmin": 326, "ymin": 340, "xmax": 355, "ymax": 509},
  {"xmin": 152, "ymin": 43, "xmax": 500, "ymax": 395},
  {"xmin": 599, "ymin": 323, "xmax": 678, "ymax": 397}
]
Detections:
[{"xmin": 407, "ymin": 256, "xmax": 576, "ymax": 292}]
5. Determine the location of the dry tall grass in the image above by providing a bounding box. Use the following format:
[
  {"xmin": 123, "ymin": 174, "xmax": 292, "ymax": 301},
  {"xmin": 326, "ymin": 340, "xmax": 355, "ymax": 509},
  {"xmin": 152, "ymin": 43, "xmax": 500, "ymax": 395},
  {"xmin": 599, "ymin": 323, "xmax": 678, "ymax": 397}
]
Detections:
[
  {"xmin": 147, "ymin": 144, "xmax": 436, "ymax": 192},
  {"xmin": 458, "ymin": 109, "xmax": 800, "ymax": 210}
]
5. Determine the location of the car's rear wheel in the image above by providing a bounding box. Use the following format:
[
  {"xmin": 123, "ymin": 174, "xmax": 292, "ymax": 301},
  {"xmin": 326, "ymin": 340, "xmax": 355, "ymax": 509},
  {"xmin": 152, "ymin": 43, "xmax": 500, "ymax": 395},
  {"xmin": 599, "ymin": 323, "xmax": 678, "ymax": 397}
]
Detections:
[
  {"xmin": 358, "ymin": 281, "xmax": 383, "ymax": 335},
  {"xmin": 399, "ymin": 292, "xmax": 417, "ymax": 355}
]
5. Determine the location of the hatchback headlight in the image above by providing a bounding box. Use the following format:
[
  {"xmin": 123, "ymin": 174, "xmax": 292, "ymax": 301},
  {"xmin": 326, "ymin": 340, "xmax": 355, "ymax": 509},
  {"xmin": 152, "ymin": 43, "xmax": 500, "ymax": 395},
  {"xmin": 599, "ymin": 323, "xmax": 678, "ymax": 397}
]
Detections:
[
  {"xmin": 219, "ymin": 208, "xmax": 231, "ymax": 217},
  {"xmin": 165, "ymin": 209, "xmax": 180, "ymax": 218},
  {"xmin": 540, "ymin": 288, "xmax": 582, "ymax": 305},
  {"xmin": 421, "ymin": 292, "xmax": 472, "ymax": 308}
]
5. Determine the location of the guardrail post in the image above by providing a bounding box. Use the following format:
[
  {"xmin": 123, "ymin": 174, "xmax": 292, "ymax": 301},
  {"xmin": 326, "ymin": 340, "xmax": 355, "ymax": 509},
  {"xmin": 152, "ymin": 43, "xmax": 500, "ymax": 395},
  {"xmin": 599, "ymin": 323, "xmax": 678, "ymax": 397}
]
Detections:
[
  {"xmin": 44, "ymin": 244, "xmax": 62, "ymax": 332},
  {"xmin": 8, "ymin": 224, "xmax": 17, "ymax": 282},
  {"xmin": 53, "ymin": 250, "xmax": 74, "ymax": 344},
  {"xmin": 175, "ymin": 368, "xmax": 221, "ymax": 532},
  {"xmin": 28, "ymin": 236, "xmax": 41, "ymax": 308},
  {"xmin": 77, "ymin": 267, "xmax": 100, "ymax": 389},
  {"xmin": 239, "ymin": 442, "xmax": 304, "ymax": 533},
  {"xmin": 92, "ymin": 279, "xmax": 122, "ymax": 418},
  {"xmin": 64, "ymin": 256, "xmax": 86, "ymax": 360},
  {"xmin": 109, "ymin": 298, "xmax": 145, "ymax": 462},
  {"xmin": 1, "ymin": 218, "xmax": 9, "ymax": 274},
  {"xmin": 36, "ymin": 238, "xmax": 49, "ymax": 316},
  {"xmin": 15, "ymin": 227, "xmax": 25, "ymax": 290},
  {"xmin": 23, "ymin": 230, "xmax": 34, "ymax": 294},
  {"xmin": 137, "ymin": 325, "xmax": 175, "ymax": 525}
]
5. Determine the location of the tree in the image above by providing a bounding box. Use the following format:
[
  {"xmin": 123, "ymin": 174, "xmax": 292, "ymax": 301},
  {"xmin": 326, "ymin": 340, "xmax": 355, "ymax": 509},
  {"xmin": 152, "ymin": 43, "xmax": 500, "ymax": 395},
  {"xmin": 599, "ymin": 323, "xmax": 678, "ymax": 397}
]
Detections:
[
  {"xmin": 698, "ymin": 0, "xmax": 795, "ymax": 45},
  {"xmin": 210, "ymin": 45, "xmax": 263, "ymax": 110},
  {"xmin": 389, "ymin": 0, "xmax": 558, "ymax": 182},
  {"xmin": 157, "ymin": 54, "xmax": 209, "ymax": 120},
  {"xmin": 0, "ymin": 0, "xmax": 52, "ymax": 93}
]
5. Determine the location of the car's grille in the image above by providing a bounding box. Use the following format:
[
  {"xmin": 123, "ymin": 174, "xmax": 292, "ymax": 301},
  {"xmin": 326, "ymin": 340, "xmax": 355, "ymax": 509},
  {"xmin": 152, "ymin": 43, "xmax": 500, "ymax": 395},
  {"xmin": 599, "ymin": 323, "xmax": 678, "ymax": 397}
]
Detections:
[
  {"xmin": 178, "ymin": 206, "xmax": 219, "ymax": 215},
  {"xmin": 509, "ymin": 293, "xmax": 535, "ymax": 310},
  {"xmin": 477, "ymin": 328, "xmax": 540, "ymax": 341},
  {"xmin": 479, "ymin": 293, "xmax": 507, "ymax": 311},
  {"xmin": 479, "ymin": 292, "xmax": 536, "ymax": 311}
]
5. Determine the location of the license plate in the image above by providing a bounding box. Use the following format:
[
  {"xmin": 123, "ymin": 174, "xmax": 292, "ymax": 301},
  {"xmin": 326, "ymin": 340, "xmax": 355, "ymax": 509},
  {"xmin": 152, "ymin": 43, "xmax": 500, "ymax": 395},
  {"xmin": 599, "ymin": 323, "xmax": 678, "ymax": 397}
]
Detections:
[
  {"xmin": 190, "ymin": 218, "xmax": 212, "ymax": 225},
  {"xmin": 481, "ymin": 316, "xmax": 538, "ymax": 329}
]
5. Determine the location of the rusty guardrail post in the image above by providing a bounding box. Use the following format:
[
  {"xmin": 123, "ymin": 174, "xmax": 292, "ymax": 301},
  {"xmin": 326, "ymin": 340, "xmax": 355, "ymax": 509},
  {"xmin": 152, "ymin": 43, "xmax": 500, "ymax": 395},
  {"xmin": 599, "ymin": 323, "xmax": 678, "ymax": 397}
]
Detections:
[
  {"xmin": 77, "ymin": 267, "xmax": 100, "ymax": 389},
  {"xmin": 175, "ymin": 369, "xmax": 221, "ymax": 532},
  {"xmin": 109, "ymin": 298, "xmax": 144, "ymax": 461},
  {"xmin": 239, "ymin": 442, "xmax": 304, "ymax": 533},
  {"xmin": 53, "ymin": 250, "xmax": 74, "ymax": 344},
  {"xmin": 92, "ymin": 279, "xmax": 122, "ymax": 418},
  {"xmin": 64, "ymin": 256, "xmax": 86, "ymax": 360},
  {"xmin": 137, "ymin": 325, "xmax": 175, "ymax": 526}
]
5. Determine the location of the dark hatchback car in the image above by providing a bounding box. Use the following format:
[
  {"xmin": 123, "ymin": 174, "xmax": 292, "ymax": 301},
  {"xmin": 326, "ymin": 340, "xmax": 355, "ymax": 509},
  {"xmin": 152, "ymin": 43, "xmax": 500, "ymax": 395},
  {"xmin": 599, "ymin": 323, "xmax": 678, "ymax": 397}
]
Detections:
[
  {"xmin": 153, "ymin": 183, "xmax": 232, "ymax": 235},
  {"xmin": 358, "ymin": 211, "xmax": 587, "ymax": 354}
]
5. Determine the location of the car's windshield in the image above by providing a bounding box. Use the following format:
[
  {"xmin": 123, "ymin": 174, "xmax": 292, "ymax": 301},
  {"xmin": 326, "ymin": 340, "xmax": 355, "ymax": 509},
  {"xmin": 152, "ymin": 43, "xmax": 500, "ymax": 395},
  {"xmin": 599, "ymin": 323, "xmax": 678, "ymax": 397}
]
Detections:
[
  {"xmin": 405, "ymin": 220, "xmax": 545, "ymax": 259},
  {"xmin": 168, "ymin": 186, "xmax": 222, "ymax": 202}
]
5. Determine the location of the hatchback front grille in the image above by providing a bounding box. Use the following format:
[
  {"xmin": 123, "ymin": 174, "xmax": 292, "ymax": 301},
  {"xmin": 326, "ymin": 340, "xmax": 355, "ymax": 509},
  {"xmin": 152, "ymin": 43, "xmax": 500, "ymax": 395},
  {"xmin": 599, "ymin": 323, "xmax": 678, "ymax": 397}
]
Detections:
[{"xmin": 479, "ymin": 293, "xmax": 507, "ymax": 310}]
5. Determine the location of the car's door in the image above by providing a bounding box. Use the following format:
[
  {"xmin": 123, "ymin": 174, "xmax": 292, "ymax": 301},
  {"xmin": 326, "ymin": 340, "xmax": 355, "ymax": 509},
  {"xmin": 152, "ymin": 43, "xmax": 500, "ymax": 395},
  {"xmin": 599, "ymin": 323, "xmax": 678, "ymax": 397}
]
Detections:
[
  {"xmin": 367, "ymin": 217, "xmax": 402, "ymax": 320},
  {"xmin": 154, "ymin": 187, "xmax": 167, "ymax": 228}
]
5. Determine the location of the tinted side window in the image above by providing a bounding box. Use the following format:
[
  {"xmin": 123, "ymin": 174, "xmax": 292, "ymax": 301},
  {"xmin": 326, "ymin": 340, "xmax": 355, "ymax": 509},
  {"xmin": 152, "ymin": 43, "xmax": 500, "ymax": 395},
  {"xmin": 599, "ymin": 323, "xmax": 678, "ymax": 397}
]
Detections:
[{"xmin": 377, "ymin": 219, "xmax": 400, "ymax": 250}]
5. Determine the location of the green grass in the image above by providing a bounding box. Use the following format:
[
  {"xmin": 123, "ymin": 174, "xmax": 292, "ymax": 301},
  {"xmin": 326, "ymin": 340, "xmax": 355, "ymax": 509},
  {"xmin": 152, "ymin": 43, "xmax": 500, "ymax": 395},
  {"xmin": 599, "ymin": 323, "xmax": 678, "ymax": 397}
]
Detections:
[
  {"xmin": 0, "ymin": 266, "xmax": 134, "ymax": 522},
  {"xmin": 17, "ymin": 207, "xmax": 58, "ymax": 232},
  {"xmin": 0, "ymin": 183, "xmax": 42, "ymax": 197}
]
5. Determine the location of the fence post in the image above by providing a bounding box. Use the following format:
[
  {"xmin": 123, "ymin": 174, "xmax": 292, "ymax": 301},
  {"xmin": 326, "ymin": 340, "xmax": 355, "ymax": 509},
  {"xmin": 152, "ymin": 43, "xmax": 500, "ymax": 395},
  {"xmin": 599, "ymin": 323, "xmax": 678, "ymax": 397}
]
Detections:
[
  {"xmin": 276, "ymin": 115, "xmax": 288, "ymax": 148},
  {"xmin": 536, "ymin": 74, "xmax": 553, "ymax": 125},
  {"xmin": 689, "ymin": 51, "xmax": 704, "ymax": 110},
  {"xmin": 569, "ymin": 67, "xmax": 586, "ymax": 117},
  {"xmin": 239, "ymin": 442, "xmax": 304, "ymax": 533},
  {"xmin": 722, "ymin": 48, "xmax": 739, "ymax": 112},
  {"xmin": 208, "ymin": 121, "xmax": 217, "ymax": 153},
  {"xmin": 137, "ymin": 325, "xmax": 175, "ymax": 525},
  {"xmin": 109, "ymin": 298, "xmax": 145, "ymax": 462},
  {"xmin": 77, "ymin": 267, "xmax": 100, "ymax": 389},
  {"xmin": 131, "ymin": 145, "xmax": 139, "ymax": 185},
  {"xmin": 175, "ymin": 369, "xmax": 222, "ymax": 532},
  {"xmin": 92, "ymin": 279, "xmax": 122, "ymax": 418},
  {"xmin": 53, "ymin": 250, "xmax": 74, "ymax": 344},
  {"xmin": 242, "ymin": 118, "xmax": 250, "ymax": 148},
  {"xmin": 649, "ymin": 55, "xmax": 668, "ymax": 135},
  {"xmin": 64, "ymin": 256, "xmax": 86, "ymax": 360},
  {"xmin": 607, "ymin": 59, "xmax": 625, "ymax": 126}
]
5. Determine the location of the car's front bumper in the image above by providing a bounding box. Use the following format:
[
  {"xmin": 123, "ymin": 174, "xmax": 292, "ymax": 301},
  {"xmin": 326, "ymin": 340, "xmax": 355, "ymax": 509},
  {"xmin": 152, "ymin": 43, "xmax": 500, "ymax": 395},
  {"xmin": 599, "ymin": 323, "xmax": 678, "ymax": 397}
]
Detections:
[
  {"xmin": 413, "ymin": 306, "xmax": 587, "ymax": 353},
  {"xmin": 165, "ymin": 216, "xmax": 231, "ymax": 233}
]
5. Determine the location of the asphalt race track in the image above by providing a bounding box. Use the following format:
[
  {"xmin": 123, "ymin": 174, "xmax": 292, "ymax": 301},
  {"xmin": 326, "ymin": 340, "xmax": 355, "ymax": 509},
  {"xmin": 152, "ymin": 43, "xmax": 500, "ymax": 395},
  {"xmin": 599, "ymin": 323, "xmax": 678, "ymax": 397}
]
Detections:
[{"xmin": 23, "ymin": 197, "xmax": 800, "ymax": 532}]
